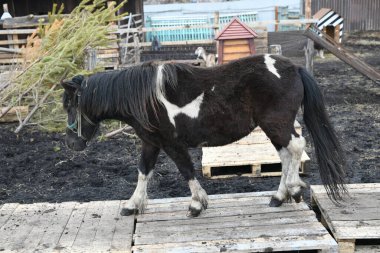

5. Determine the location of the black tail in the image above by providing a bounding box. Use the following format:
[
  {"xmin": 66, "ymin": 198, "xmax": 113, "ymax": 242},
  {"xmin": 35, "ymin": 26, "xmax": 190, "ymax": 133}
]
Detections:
[{"xmin": 299, "ymin": 67, "xmax": 347, "ymax": 201}]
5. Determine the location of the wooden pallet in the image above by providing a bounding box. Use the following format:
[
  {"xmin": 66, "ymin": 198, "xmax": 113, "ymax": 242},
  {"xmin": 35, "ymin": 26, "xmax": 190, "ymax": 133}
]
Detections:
[
  {"xmin": 0, "ymin": 191, "xmax": 338, "ymax": 252},
  {"xmin": 133, "ymin": 191, "xmax": 338, "ymax": 252},
  {"xmin": 202, "ymin": 142, "xmax": 310, "ymax": 179},
  {"xmin": 311, "ymin": 183, "xmax": 380, "ymax": 253},
  {"xmin": 0, "ymin": 201, "xmax": 135, "ymax": 252},
  {"xmin": 202, "ymin": 121, "xmax": 310, "ymax": 178}
]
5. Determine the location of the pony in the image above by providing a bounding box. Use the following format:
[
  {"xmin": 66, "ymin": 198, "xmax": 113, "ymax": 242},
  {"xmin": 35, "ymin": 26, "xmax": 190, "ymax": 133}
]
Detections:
[
  {"xmin": 195, "ymin": 47, "xmax": 217, "ymax": 67},
  {"xmin": 61, "ymin": 54, "xmax": 346, "ymax": 217}
]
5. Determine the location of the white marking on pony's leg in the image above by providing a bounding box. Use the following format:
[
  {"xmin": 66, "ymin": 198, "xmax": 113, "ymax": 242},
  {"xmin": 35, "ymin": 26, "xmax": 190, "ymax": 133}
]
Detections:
[
  {"xmin": 264, "ymin": 54, "xmax": 281, "ymax": 79},
  {"xmin": 188, "ymin": 178, "xmax": 208, "ymax": 212},
  {"xmin": 211, "ymin": 86, "xmax": 215, "ymax": 91},
  {"xmin": 273, "ymin": 148, "xmax": 291, "ymax": 201},
  {"xmin": 286, "ymin": 135, "xmax": 307, "ymax": 198},
  {"xmin": 124, "ymin": 170, "xmax": 153, "ymax": 213}
]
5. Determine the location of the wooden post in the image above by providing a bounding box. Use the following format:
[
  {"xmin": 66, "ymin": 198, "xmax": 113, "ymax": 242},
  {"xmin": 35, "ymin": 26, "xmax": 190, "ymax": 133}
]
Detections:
[
  {"xmin": 85, "ymin": 48, "xmax": 97, "ymax": 71},
  {"xmin": 275, "ymin": 6, "xmax": 279, "ymax": 32},
  {"xmin": 304, "ymin": 0, "xmax": 313, "ymax": 74},
  {"xmin": 304, "ymin": 28, "xmax": 380, "ymax": 82},
  {"xmin": 214, "ymin": 11, "xmax": 220, "ymax": 57},
  {"xmin": 305, "ymin": 38, "xmax": 314, "ymax": 74},
  {"xmin": 2, "ymin": 4, "xmax": 17, "ymax": 50},
  {"xmin": 133, "ymin": 33, "xmax": 140, "ymax": 64}
]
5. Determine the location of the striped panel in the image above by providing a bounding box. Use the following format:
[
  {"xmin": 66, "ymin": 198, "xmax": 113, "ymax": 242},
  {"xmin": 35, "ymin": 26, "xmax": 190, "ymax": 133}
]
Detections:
[{"xmin": 316, "ymin": 10, "xmax": 343, "ymax": 42}]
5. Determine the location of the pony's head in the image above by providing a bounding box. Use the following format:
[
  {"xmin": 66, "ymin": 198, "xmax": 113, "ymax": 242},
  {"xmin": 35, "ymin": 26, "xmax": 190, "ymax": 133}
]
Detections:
[
  {"xmin": 195, "ymin": 47, "xmax": 205, "ymax": 59},
  {"xmin": 61, "ymin": 75, "xmax": 99, "ymax": 151}
]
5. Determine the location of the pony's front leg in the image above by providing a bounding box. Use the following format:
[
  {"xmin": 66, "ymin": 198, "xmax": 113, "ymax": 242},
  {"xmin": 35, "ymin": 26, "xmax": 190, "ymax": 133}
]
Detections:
[
  {"xmin": 163, "ymin": 145, "xmax": 208, "ymax": 217},
  {"xmin": 120, "ymin": 141, "xmax": 160, "ymax": 216}
]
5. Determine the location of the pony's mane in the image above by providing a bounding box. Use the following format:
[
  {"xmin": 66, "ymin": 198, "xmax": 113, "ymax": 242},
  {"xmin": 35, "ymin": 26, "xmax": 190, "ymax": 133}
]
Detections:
[{"xmin": 80, "ymin": 62, "xmax": 193, "ymax": 131}]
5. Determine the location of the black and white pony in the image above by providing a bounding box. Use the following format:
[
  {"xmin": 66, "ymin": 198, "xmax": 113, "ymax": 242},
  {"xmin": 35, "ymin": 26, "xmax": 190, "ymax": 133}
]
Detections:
[{"xmin": 62, "ymin": 54, "xmax": 346, "ymax": 217}]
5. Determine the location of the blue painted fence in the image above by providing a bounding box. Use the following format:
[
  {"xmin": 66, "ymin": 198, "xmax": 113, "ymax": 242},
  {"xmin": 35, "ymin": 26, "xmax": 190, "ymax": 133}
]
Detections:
[{"xmin": 145, "ymin": 12, "xmax": 257, "ymax": 42}]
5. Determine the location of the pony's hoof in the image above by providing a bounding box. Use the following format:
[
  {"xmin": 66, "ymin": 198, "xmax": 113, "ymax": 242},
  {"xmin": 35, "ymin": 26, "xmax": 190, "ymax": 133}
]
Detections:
[
  {"xmin": 187, "ymin": 207, "xmax": 202, "ymax": 217},
  {"xmin": 120, "ymin": 208, "xmax": 138, "ymax": 216},
  {"xmin": 292, "ymin": 192, "xmax": 303, "ymax": 203},
  {"xmin": 269, "ymin": 196, "xmax": 283, "ymax": 207}
]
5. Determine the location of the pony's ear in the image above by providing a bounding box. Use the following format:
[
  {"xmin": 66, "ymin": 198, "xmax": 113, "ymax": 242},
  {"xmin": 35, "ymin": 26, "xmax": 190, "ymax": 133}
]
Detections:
[
  {"xmin": 61, "ymin": 75, "xmax": 85, "ymax": 93},
  {"xmin": 61, "ymin": 80, "xmax": 80, "ymax": 94}
]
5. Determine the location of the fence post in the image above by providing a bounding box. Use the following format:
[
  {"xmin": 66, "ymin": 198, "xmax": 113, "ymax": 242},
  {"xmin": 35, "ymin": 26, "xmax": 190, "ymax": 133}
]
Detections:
[
  {"xmin": 133, "ymin": 33, "xmax": 140, "ymax": 64},
  {"xmin": 85, "ymin": 48, "xmax": 97, "ymax": 71},
  {"xmin": 305, "ymin": 38, "xmax": 314, "ymax": 74},
  {"xmin": 304, "ymin": 0, "xmax": 313, "ymax": 74}
]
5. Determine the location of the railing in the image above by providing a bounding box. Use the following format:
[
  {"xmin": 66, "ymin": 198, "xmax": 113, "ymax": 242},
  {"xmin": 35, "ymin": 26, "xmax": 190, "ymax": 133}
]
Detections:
[{"xmin": 145, "ymin": 12, "xmax": 258, "ymax": 42}]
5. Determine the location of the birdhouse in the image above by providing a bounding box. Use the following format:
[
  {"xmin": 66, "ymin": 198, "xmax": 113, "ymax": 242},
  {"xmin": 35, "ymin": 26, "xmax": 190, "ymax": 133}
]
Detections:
[
  {"xmin": 313, "ymin": 8, "xmax": 344, "ymax": 43},
  {"xmin": 215, "ymin": 17, "xmax": 258, "ymax": 64}
]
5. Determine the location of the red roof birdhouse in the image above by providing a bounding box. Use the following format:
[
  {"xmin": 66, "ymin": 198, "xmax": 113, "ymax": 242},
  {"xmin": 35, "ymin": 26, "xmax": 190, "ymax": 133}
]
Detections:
[{"xmin": 215, "ymin": 17, "xmax": 258, "ymax": 64}]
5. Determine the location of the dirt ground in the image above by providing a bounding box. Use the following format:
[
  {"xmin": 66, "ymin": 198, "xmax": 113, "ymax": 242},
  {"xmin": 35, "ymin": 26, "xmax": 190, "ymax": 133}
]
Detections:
[{"xmin": 0, "ymin": 33, "xmax": 379, "ymax": 206}]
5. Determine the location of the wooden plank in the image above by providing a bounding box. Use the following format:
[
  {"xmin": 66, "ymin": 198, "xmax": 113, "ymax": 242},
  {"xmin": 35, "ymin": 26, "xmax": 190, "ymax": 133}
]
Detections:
[
  {"xmin": 0, "ymin": 203, "xmax": 50, "ymax": 251},
  {"xmin": 321, "ymin": 207, "xmax": 379, "ymax": 221},
  {"xmin": 133, "ymin": 222, "xmax": 327, "ymax": 245},
  {"xmin": 133, "ymin": 235, "xmax": 337, "ymax": 253},
  {"xmin": 136, "ymin": 210, "xmax": 316, "ymax": 233},
  {"xmin": 138, "ymin": 203, "xmax": 310, "ymax": 222},
  {"xmin": 223, "ymin": 45, "xmax": 251, "ymax": 53},
  {"xmin": 332, "ymin": 221, "xmax": 380, "ymax": 239},
  {"xmin": 144, "ymin": 196, "xmax": 273, "ymax": 213},
  {"xmin": 0, "ymin": 203, "xmax": 19, "ymax": 229},
  {"xmin": 223, "ymin": 39, "xmax": 249, "ymax": 46},
  {"xmin": 314, "ymin": 192, "xmax": 380, "ymax": 209},
  {"xmin": 0, "ymin": 29, "xmax": 36, "ymax": 35},
  {"xmin": 0, "ymin": 58, "xmax": 24, "ymax": 64},
  {"xmin": 148, "ymin": 191, "xmax": 275, "ymax": 205},
  {"xmin": 355, "ymin": 245, "xmax": 380, "ymax": 253},
  {"xmin": 0, "ymin": 106, "xmax": 28, "ymax": 123},
  {"xmin": 91, "ymin": 200, "xmax": 121, "ymax": 252},
  {"xmin": 55, "ymin": 202, "xmax": 89, "ymax": 250},
  {"xmin": 137, "ymin": 215, "xmax": 317, "ymax": 235},
  {"xmin": 71, "ymin": 201, "xmax": 105, "ymax": 251},
  {"xmin": 25, "ymin": 202, "xmax": 76, "ymax": 252},
  {"xmin": 110, "ymin": 200, "xmax": 135, "ymax": 253},
  {"xmin": 311, "ymin": 183, "xmax": 380, "ymax": 194},
  {"xmin": 202, "ymin": 144, "xmax": 309, "ymax": 167},
  {"xmin": 223, "ymin": 52, "xmax": 251, "ymax": 61},
  {"xmin": 304, "ymin": 28, "xmax": 380, "ymax": 82},
  {"xmin": 0, "ymin": 39, "xmax": 27, "ymax": 46}
]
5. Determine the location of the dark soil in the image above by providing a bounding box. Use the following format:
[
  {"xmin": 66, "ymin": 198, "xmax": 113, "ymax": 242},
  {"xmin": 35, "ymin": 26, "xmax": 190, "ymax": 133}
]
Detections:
[{"xmin": 0, "ymin": 34, "xmax": 379, "ymax": 206}]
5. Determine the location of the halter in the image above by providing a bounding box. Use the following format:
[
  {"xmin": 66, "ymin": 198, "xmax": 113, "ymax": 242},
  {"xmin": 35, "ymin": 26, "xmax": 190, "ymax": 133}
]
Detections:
[{"xmin": 67, "ymin": 83, "xmax": 98, "ymax": 141}]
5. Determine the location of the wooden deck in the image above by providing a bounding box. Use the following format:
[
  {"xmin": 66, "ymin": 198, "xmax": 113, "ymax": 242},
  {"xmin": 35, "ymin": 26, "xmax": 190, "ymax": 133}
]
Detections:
[
  {"xmin": 0, "ymin": 191, "xmax": 338, "ymax": 252},
  {"xmin": 311, "ymin": 183, "xmax": 380, "ymax": 253}
]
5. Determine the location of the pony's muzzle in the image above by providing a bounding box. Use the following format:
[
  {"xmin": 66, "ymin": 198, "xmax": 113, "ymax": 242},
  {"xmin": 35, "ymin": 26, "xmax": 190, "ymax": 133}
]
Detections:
[{"xmin": 65, "ymin": 130, "xmax": 87, "ymax": 151}]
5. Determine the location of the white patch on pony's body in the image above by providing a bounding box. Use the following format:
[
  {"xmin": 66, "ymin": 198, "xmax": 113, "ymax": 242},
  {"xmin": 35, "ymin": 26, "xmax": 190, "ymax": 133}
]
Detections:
[
  {"xmin": 264, "ymin": 54, "xmax": 281, "ymax": 79},
  {"xmin": 156, "ymin": 64, "xmax": 204, "ymax": 127},
  {"xmin": 124, "ymin": 170, "xmax": 153, "ymax": 212}
]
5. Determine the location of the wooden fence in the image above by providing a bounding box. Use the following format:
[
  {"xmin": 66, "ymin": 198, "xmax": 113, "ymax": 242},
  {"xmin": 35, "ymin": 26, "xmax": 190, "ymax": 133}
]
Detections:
[{"xmin": 0, "ymin": 16, "xmax": 317, "ymax": 68}]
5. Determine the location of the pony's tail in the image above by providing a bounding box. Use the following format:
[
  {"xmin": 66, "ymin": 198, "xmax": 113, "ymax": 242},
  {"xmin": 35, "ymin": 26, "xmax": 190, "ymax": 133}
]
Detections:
[{"xmin": 299, "ymin": 67, "xmax": 347, "ymax": 202}]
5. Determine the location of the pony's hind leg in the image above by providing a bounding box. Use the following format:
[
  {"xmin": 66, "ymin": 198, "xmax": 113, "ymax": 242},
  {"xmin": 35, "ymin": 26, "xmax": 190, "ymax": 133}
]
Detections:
[
  {"xmin": 285, "ymin": 134, "xmax": 307, "ymax": 202},
  {"xmin": 120, "ymin": 141, "xmax": 160, "ymax": 216},
  {"xmin": 163, "ymin": 145, "xmax": 208, "ymax": 217},
  {"xmin": 259, "ymin": 121, "xmax": 307, "ymax": 207}
]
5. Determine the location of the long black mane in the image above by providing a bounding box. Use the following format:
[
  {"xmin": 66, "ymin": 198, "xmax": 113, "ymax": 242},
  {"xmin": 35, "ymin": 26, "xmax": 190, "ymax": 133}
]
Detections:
[{"xmin": 80, "ymin": 62, "xmax": 190, "ymax": 130}]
